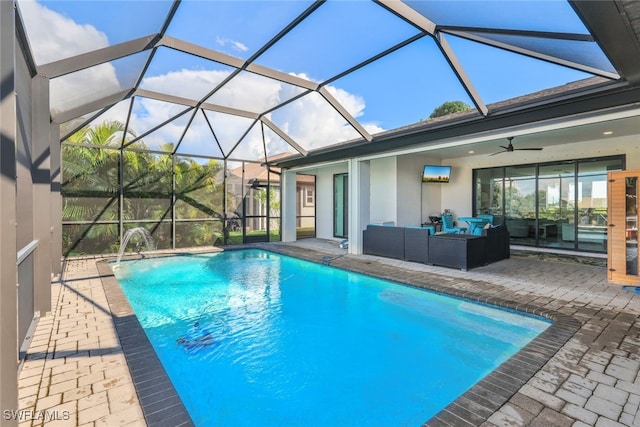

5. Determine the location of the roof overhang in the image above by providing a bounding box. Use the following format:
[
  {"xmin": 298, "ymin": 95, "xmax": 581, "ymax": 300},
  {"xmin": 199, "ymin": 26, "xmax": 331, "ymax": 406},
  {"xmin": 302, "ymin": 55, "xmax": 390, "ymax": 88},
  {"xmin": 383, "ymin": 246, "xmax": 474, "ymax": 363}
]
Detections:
[{"xmin": 274, "ymin": 79, "xmax": 640, "ymax": 169}]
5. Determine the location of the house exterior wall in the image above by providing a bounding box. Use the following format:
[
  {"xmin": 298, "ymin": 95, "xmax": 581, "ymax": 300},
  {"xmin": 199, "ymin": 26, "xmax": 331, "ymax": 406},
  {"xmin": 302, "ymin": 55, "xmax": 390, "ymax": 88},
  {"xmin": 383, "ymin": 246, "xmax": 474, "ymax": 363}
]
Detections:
[
  {"xmin": 369, "ymin": 157, "xmax": 397, "ymax": 225},
  {"xmin": 290, "ymin": 130, "xmax": 640, "ymax": 249},
  {"xmin": 397, "ymin": 154, "xmax": 443, "ymax": 226},
  {"xmin": 369, "ymin": 154, "xmax": 446, "ymax": 228}
]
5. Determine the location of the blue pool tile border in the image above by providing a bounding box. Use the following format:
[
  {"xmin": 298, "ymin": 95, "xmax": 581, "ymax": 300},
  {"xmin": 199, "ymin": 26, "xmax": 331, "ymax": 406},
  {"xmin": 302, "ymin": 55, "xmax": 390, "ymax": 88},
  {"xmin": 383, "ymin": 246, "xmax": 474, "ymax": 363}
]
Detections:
[{"xmin": 97, "ymin": 246, "xmax": 582, "ymax": 427}]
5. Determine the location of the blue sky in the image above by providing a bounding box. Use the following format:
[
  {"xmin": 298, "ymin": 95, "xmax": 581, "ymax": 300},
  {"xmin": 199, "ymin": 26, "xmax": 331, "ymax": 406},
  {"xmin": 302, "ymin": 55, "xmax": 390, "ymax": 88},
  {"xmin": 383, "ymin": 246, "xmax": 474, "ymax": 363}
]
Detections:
[{"xmin": 21, "ymin": 0, "xmax": 606, "ymax": 160}]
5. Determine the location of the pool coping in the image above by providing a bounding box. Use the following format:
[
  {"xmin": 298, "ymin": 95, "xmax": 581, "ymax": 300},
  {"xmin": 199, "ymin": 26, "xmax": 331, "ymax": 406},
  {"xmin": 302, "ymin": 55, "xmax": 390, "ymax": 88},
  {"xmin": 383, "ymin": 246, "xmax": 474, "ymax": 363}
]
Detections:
[
  {"xmin": 97, "ymin": 260, "xmax": 195, "ymax": 427},
  {"xmin": 97, "ymin": 246, "xmax": 582, "ymax": 427}
]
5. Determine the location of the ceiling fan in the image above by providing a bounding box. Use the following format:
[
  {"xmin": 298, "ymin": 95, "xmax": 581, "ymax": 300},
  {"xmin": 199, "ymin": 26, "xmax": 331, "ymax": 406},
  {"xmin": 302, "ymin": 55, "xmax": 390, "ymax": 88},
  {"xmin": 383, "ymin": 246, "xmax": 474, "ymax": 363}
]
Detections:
[{"xmin": 490, "ymin": 137, "xmax": 543, "ymax": 156}]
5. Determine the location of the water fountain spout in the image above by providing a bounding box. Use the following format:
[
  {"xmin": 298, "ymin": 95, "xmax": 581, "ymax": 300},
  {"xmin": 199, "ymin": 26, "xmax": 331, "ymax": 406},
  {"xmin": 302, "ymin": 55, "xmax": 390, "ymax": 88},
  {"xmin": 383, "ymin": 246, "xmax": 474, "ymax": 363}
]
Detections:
[{"xmin": 114, "ymin": 227, "xmax": 156, "ymax": 267}]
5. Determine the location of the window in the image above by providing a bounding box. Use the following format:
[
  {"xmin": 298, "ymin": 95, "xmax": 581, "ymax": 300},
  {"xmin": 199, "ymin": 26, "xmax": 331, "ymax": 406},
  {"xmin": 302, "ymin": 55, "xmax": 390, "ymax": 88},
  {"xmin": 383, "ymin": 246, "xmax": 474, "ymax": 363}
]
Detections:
[{"xmin": 304, "ymin": 188, "xmax": 315, "ymax": 207}]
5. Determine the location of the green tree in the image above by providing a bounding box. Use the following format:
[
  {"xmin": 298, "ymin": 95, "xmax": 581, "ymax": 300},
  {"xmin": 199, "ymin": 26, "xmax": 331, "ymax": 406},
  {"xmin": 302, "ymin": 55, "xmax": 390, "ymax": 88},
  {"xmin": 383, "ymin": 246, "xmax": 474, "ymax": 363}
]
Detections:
[
  {"xmin": 174, "ymin": 156, "xmax": 225, "ymax": 247},
  {"xmin": 253, "ymin": 188, "xmax": 281, "ymax": 217},
  {"xmin": 62, "ymin": 121, "xmax": 137, "ymax": 254},
  {"xmin": 425, "ymin": 101, "xmax": 471, "ymax": 120},
  {"xmin": 62, "ymin": 121, "xmax": 225, "ymax": 255}
]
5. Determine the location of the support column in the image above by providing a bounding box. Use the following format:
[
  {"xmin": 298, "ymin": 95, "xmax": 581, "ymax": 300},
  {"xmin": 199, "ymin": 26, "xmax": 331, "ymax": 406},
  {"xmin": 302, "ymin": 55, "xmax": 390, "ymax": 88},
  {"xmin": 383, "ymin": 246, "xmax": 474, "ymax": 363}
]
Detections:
[
  {"xmin": 0, "ymin": 0, "xmax": 19, "ymax": 423},
  {"xmin": 281, "ymin": 170, "xmax": 297, "ymax": 242},
  {"xmin": 31, "ymin": 75, "xmax": 51, "ymax": 315},
  {"xmin": 347, "ymin": 159, "xmax": 370, "ymax": 255},
  {"xmin": 50, "ymin": 124, "xmax": 62, "ymax": 275}
]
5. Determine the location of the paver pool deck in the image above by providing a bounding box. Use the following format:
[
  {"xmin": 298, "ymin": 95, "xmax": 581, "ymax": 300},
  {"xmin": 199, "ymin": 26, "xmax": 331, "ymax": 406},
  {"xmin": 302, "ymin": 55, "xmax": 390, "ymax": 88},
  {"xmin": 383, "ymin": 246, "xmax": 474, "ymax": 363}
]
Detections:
[{"xmin": 17, "ymin": 240, "xmax": 640, "ymax": 426}]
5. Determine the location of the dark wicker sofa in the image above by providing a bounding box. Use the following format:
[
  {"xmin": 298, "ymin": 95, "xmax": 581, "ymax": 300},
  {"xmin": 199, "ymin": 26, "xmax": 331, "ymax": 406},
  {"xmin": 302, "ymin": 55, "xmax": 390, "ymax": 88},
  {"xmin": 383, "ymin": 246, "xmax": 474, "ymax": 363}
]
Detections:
[{"xmin": 362, "ymin": 224, "xmax": 509, "ymax": 270}]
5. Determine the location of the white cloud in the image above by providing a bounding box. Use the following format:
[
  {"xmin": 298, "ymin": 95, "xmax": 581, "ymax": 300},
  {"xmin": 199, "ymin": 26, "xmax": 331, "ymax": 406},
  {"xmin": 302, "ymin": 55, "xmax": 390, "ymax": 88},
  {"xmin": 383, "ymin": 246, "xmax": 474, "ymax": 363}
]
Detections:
[
  {"xmin": 325, "ymin": 85, "xmax": 385, "ymax": 136},
  {"xmin": 207, "ymin": 71, "xmax": 286, "ymax": 113},
  {"xmin": 128, "ymin": 97, "xmax": 192, "ymax": 148},
  {"xmin": 135, "ymin": 69, "xmax": 384, "ymax": 158},
  {"xmin": 215, "ymin": 36, "xmax": 249, "ymax": 53},
  {"xmin": 20, "ymin": 0, "xmax": 121, "ymax": 118},
  {"xmin": 18, "ymin": 0, "xmax": 109, "ymax": 65},
  {"xmin": 23, "ymin": 0, "xmax": 383, "ymax": 160},
  {"xmin": 50, "ymin": 64, "xmax": 122, "ymax": 117},
  {"xmin": 269, "ymin": 73, "xmax": 385, "ymax": 150},
  {"xmin": 140, "ymin": 69, "xmax": 230, "ymax": 101},
  {"xmin": 88, "ymin": 101, "xmax": 130, "ymax": 128}
]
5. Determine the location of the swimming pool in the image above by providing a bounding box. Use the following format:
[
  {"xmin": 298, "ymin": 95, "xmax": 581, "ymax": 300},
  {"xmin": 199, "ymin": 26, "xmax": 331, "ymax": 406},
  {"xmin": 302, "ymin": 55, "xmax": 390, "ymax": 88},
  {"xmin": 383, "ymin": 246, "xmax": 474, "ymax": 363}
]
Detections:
[{"xmin": 112, "ymin": 249, "xmax": 550, "ymax": 426}]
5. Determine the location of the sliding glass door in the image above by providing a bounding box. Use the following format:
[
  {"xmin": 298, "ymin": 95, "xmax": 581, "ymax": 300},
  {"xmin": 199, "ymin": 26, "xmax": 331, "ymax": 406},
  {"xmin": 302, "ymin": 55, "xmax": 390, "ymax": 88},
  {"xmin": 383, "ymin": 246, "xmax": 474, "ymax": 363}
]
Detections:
[
  {"xmin": 474, "ymin": 168, "xmax": 503, "ymax": 221},
  {"xmin": 334, "ymin": 174, "xmax": 348, "ymax": 238},
  {"xmin": 576, "ymin": 159, "xmax": 614, "ymax": 251},
  {"xmin": 504, "ymin": 165, "xmax": 536, "ymax": 241},
  {"xmin": 537, "ymin": 162, "xmax": 574, "ymax": 249},
  {"xmin": 473, "ymin": 155, "xmax": 623, "ymax": 253}
]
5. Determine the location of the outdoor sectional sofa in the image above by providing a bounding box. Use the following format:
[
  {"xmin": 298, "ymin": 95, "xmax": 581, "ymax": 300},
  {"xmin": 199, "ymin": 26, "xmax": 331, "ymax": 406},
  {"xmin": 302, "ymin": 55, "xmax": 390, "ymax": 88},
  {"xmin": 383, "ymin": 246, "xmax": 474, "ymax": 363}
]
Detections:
[{"xmin": 362, "ymin": 224, "xmax": 510, "ymax": 270}]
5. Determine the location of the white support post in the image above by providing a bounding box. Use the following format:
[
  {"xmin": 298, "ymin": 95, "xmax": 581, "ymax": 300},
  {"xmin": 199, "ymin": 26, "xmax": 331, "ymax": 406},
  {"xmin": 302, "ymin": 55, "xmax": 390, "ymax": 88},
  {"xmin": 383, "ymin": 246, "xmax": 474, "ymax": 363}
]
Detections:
[
  {"xmin": 281, "ymin": 170, "xmax": 297, "ymax": 242},
  {"xmin": 347, "ymin": 159, "xmax": 370, "ymax": 255}
]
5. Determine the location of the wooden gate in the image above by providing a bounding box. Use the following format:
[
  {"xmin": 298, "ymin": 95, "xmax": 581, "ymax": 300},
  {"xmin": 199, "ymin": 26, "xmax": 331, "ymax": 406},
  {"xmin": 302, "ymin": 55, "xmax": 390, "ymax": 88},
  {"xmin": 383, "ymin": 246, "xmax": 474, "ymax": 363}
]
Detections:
[{"xmin": 607, "ymin": 170, "xmax": 640, "ymax": 285}]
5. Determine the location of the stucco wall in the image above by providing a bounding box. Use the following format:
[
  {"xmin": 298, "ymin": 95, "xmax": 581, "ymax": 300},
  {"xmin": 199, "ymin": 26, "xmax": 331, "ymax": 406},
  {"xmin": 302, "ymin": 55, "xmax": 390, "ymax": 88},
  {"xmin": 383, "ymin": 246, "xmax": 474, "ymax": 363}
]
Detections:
[
  {"xmin": 368, "ymin": 154, "xmax": 446, "ymax": 228},
  {"xmin": 397, "ymin": 154, "xmax": 444, "ymax": 226},
  {"xmin": 369, "ymin": 157, "xmax": 397, "ymax": 224}
]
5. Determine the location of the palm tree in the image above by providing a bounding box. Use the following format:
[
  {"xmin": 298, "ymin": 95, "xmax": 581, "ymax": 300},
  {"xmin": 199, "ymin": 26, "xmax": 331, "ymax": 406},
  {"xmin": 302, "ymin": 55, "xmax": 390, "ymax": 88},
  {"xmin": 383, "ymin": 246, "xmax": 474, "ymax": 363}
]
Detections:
[
  {"xmin": 63, "ymin": 121, "xmax": 227, "ymax": 254},
  {"xmin": 174, "ymin": 156, "xmax": 224, "ymax": 247},
  {"xmin": 62, "ymin": 121, "xmax": 137, "ymax": 254}
]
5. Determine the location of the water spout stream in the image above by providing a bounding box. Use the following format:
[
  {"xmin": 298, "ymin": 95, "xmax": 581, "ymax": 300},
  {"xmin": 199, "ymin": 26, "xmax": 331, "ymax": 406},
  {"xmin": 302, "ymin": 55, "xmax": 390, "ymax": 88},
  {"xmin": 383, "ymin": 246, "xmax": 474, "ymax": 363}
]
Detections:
[{"xmin": 114, "ymin": 227, "xmax": 156, "ymax": 267}]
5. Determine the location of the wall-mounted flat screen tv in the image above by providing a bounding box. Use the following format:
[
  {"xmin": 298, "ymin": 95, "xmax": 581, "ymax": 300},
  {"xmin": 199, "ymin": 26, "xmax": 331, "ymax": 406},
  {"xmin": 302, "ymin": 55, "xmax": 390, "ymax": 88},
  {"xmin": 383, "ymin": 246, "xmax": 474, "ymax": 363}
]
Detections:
[{"xmin": 422, "ymin": 165, "xmax": 451, "ymax": 183}]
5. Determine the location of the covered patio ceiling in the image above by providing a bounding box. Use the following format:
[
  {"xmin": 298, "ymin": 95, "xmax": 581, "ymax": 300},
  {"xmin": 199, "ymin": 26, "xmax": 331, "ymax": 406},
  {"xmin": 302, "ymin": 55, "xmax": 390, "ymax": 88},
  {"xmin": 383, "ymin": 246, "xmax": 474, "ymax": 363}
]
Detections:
[{"xmin": 16, "ymin": 0, "xmax": 640, "ymax": 165}]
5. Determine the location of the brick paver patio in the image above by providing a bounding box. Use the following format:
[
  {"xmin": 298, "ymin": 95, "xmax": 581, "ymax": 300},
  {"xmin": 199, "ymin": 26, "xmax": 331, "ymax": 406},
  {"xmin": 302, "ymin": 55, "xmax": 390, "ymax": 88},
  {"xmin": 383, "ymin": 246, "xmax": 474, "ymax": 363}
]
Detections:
[
  {"xmin": 17, "ymin": 241, "xmax": 640, "ymax": 426},
  {"xmin": 18, "ymin": 257, "xmax": 145, "ymax": 427}
]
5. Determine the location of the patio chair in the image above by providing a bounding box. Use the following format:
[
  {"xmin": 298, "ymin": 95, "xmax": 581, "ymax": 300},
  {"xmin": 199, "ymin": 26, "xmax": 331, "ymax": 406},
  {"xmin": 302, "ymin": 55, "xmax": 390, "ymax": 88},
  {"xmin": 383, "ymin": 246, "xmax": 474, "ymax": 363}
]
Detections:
[{"xmin": 441, "ymin": 214, "xmax": 467, "ymax": 234}]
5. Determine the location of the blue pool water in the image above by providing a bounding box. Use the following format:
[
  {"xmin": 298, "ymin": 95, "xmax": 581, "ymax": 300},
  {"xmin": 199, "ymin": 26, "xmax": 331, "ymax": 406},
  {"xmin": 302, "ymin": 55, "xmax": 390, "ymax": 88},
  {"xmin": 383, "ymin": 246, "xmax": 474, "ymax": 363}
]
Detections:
[{"xmin": 112, "ymin": 249, "xmax": 550, "ymax": 426}]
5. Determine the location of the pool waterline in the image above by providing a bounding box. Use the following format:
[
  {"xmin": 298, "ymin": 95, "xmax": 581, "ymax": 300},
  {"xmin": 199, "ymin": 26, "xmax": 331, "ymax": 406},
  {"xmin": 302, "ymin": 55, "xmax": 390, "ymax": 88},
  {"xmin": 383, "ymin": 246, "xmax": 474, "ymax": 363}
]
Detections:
[{"xmin": 106, "ymin": 249, "xmax": 564, "ymax": 421}]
